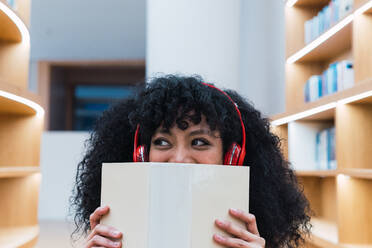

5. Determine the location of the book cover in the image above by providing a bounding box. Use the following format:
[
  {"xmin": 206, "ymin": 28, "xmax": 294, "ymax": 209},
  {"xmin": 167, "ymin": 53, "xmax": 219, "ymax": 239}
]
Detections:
[
  {"xmin": 336, "ymin": 62, "xmax": 344, "ymax": 91},
  {"xmin": 318, "ymin": 130, "xmax": 328, "ymax": 170},
  {"xmin": 342, "ymin": 60, "xmax": 354, "ymax": 90},
  {"xmin": 328, "ymin": 127, "xmax": 337, "ymax": 170},
  {"xmin": 331, "ymin": 63, "xmax": 338, "ymax": 93},
  {"xmin": 101, "ymin": 162, "xmax": 250, "ymax": 248}
]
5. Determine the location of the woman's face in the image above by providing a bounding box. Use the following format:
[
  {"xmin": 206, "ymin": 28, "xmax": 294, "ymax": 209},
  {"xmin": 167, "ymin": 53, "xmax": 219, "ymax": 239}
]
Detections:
[{"xmin": 149, "ymin": 118, "xmax": 223, "ymax": 164}]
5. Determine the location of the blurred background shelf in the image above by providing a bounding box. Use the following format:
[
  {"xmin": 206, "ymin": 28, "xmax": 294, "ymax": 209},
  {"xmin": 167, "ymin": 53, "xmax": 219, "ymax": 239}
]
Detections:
[
  {"xmin": 0, "ymin": 0, "xmax": 23, "ymax": 42},
  {"xmin": 276, "ymin": 1, "xmax": 372, "ymax": 247},
  {"xmin": 272, "ymin": 78, "xmax": 372, "ymax": 125},
  {"xmin": 0, "ymin": 225, "xmax": 39, "ymax": 248},
  {"xmin": 0, "ymin": 167, "xmax": 39, "ymax": 178},
  {"xmin": 296, "ymin": 170, "xmax": 338, "ymax": 177},
  {"xmin": 0, "ymin": 80, "xmax": 42, "ymax": 115}
]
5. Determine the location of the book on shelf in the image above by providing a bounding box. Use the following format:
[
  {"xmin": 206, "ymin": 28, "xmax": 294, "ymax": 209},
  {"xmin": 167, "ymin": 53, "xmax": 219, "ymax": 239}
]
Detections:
[
  {"xmin": 315, "ymin": 127, "xmax": 337, "ymax": 171},
  {"xmin": 304, "ymin": 60, "xmax": 354, "ymax": 102},
  {"xmin": 6, "ymin": 0, "xmax": 16, "ymax": 9},
  {"xmin": 304, "ymin": 0, "xmax": 354, "ymax": 44}
]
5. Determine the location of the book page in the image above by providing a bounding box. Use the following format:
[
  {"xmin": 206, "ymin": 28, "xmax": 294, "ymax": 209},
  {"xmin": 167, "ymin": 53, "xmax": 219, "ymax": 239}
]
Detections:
[{"xmin": 101, "ymin": 162, "xmax": 249, "ymax": 248}]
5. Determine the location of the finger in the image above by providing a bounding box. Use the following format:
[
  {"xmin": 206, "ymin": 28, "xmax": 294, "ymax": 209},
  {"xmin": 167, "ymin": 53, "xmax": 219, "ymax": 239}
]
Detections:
[
  {"xmin": 87, "ymin": 224, "xmax": 122, "ymax": 241},
  {"xmin": 86, "ymin": 235, "xmax": 121, "ymax": 248},
  {"xmin": 229, "ymin": 209, "xmax": 260, "ymax": 236},
  {"xmin": 90, "ymin": 206, "xmax": 110, "ymax": 230},
  {"xmin": 215, "ymin": 219, "xmax": 257, "ymax": 242},
  {"xmin": 213, "ymin": 234, "xmax": 252, "ymax": 248}
]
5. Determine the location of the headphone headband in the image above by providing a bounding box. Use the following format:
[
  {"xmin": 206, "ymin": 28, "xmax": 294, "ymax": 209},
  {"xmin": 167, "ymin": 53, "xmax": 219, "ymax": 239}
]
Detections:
[{"xmin": 201, "ymin": 83, "xmax": 246, "ymax": 165}]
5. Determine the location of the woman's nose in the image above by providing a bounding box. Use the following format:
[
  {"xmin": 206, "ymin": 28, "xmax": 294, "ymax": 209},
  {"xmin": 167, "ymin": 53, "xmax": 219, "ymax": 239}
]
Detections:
[{"xmin": 169, "ymin": 146, "xmax": 194, "ymax": 163}]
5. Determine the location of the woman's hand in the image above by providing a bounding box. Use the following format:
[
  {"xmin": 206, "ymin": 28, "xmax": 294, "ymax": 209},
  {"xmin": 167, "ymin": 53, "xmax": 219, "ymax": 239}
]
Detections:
[
  {"xmin": 214, "ymin": 208, "xmax": 265, "ymax": 248},
  {"xmin": 85, "ymin": 206, "xmax": 123, "ymax": 248}
]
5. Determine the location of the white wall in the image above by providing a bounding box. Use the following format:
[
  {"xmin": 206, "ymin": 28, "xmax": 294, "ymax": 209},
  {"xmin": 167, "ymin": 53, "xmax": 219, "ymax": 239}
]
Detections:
[
  {"xmin": 30, "ymin": 0, "xmax": 146, "ymax": 60},
  {"xmin": 39, "ymin": 131, "xmax": 89, "ymax": 220},
  {"xmin": 29, "ymin": 0, "xmax": 146, "ymax": 92},
  {"xmin": 239, "ymin": 0, "xmax": 285, "ymax": 116},
  {"xmin": 146, "ymin": 0, "xmax": 285, "ymax": 115},
  {"xmin": 146, "ymin": 0, "xmax": 241, "ymax": 91}
]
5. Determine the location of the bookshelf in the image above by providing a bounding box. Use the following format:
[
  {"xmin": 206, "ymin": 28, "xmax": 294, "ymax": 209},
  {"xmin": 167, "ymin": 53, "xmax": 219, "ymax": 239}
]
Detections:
[
  {"xmin": 273, "ymin": 0, "xmax": 372, "ymax": 247},
  {"xmin": 0, "ymin": 0, "xmax": 44, "ymax": 247}
]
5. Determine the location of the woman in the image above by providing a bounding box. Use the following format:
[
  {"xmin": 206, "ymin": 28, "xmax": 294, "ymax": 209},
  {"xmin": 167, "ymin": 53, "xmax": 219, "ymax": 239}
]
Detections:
[{"xmin": 71, "ymin": 75, "xmax": 311, "ymax": 248}]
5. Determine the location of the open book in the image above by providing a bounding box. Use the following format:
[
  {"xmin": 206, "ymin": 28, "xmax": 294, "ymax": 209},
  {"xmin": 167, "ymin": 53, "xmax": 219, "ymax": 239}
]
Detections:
[{"xmin": 101, "ymin": 162, "xmax": 249, "ymax": 248}]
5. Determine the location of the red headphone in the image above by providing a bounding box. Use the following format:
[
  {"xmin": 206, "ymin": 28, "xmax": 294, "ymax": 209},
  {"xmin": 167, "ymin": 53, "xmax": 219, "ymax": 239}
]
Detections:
[{"xmin": 133, "ymin": 83, "xmax": 246, "ymax": 166}]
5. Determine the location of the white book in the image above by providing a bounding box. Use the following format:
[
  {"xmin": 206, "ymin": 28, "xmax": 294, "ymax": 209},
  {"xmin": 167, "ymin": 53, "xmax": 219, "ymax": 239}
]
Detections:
[
  {"xmin": 101, "ymin": 162, "xmax": 250, "ymax": 248},
  {"xmin": 336, "ymin": 62, "xmax": 344, "ymax": 91},
  {"xmin": 339, "ymin": 0, "xmax": 347, "ymax": 19},
  {"xmin": 341, "ymin": 60, "xmax": 354, "ymax": 89},
  {"xmin": 318, "ymin": 130, "xmax": 328, "ymax": 170},
  {"xmin": 305, "ymin": 20, "xmax": 311, "ymax": 44}
]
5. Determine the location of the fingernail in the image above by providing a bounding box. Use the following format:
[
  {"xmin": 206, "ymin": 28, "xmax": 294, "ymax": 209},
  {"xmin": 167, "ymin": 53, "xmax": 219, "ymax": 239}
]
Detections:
[
  {"xmin": 112, "ymin": 230, "xmax": 121, "ymax": 236},
  {"xmin": 114, "ymin": 241, "xmax": 121, "ymax": 247},
  {"xmin": 216, "ymin": 219, "xmax": 225, "ymax": 226},
  {"xmin": 215, "ymin": 234, "xmax": 225, "ymax": 241},
  {"xmin": 230, "ymin": 208, "xmax": 240, "ymax": 214}
]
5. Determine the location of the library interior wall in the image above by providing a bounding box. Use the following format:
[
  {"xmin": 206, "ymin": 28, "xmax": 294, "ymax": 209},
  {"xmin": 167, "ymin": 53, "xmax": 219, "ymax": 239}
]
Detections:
[
  {"xmin": 239, "ymin": 0, "xmax": 285, "ymax": 116},
  {"xmin": 28, "ymin": 0, "xmax": 146, "ymax": 92},
  {"xmin": 33, "ymin": 0, "xmax": 286, "ymax": 222},
  {"xmin": 146, "ymin": 0, "xmax": 241, "ymax": 91}
]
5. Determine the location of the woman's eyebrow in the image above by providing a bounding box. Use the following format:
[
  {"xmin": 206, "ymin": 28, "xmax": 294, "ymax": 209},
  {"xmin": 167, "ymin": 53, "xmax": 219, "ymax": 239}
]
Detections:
[
  {"xmin": 158, "ymin": 128, "xmax": 170, "ymax": 134},
  {"xmin": 189, "ymin": 129, "xmax": 212, "ymax": 137}
]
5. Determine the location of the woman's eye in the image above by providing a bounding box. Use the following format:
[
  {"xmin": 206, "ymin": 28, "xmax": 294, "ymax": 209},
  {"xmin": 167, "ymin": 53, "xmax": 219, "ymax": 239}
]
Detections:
[
  {"xmin": 153, "ymin": 138, "xmax": 170, "ymax": 147},
  {"xmin": 191, "ymin": 138, "xmax": 210, "ymax": 147}
]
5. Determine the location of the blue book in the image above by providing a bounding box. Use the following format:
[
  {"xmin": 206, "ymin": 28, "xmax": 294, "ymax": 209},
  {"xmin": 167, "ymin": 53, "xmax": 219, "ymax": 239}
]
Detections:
[
  {"xmin": 331, "ymin": 63, "xmax": 338, "ymax": 93},
  {"xmin": 304, "ymin": 81, "xmax": 310, "ymax": 102},
  {"xmin": 318, "ymin": 76, "xmax": 323, "ymax": 98},
  {"xmin": 324, "ymin": 6, "xmax": 330, "ymax": 31},
  {"xmin": 327, "ymin": 67, "xmax": 334, "ymax": 94},
  {"xmin": 7, "ymin": 0, "xmax": 15, "ymax": 8},
  {"xmin": 322, "ymin": 71, "xmax": 328, "ymax": 96},
  {"xmin": 316, "ymin": 132, "xmax": 321, "ymax": 169},
  {"xmin": 327, "ymin": 127, "xmax": 337, "ymax": 170},
  {"xmin": 334, "ymin": 0, "xmax": 340, "ymax": 23},
  {"xmin": 319, "ymin": 10, "xmax": 325, "ymax": 35}
]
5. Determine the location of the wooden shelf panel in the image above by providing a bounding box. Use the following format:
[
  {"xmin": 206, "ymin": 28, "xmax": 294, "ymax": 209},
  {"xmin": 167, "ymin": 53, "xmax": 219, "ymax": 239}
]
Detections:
[
  {"xmin": 309, "ymin": 218, "xmax": 339, "ymax": 247},
  {"xmin": 0, "ymin": 225, "xmax": 39, "ymax": 248},
  {"xmin": 272, "ymin": 79, "xmax": 372, "ymax": 125},
  {"xmin": 0, "ymin": 81, "xmax": 42, "ymax": 115},
  {"xmin": 297, "ymin": 170, "xmax": 338, "ymax": 177},
  {"xmin": 288, "ymin": 0, "xmax": 330, "ymax": 7},
  {"xmin": 296, "ymin": 169, "xmax": 372, "ymax": 179},
  {"xmin": 288, "ymin": 16, "xmax": 352, "ymax": 63},
  {"xmin": 0, "ymin": 0, "xmax": 22, "ymax": 42},
  {"xmin": 339, "ymin": 169, "xmax": 372, "ymax": 179},
  {"xmin": 0, "ymin": 167, "xmax": 40, "ymax": 178}
]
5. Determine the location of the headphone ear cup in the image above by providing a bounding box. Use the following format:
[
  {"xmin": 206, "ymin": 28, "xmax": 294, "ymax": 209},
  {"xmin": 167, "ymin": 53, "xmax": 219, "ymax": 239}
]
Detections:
[
  {"xmin": 223, "ymin": 143, "xmax": 242, "ymax": 165},
  {"xmin": 134, "ymin": 145, "xmax": 149, "ymax": 162}
]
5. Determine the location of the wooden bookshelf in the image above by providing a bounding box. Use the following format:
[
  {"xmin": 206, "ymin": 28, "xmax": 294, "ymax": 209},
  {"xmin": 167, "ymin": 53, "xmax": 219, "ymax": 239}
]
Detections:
[
  {"xmin": 274, "ymin": 1, "xmax": 372, "ymax": 247},
  {"xmin": 295, "ymin": 169, "xmax": 372, "ymax": 179},
  {"xmin": 0, "ymin": 226, "xmax": 39, "ymax": 248},
  {"xmin": 0, "ymin": 1, "xmax": 22, "ymax": 42},
  {"xmin": 0, "ymin": 0, "xmax": 43, "ymax": 247},
  {"xmin": 0, "ymin": 167, "xmax": 40, "ymax": 178}
]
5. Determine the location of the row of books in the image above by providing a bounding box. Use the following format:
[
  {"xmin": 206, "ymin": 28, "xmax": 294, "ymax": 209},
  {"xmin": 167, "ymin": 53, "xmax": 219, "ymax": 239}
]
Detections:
[
  {"xmin": 315, "ymin": 127, "xmax": 336, "ymax": 170},
  {"xmin": 6, "ymin": 0, "xmax": 16, "ymax": 9},
  {"xmin": 304, "ymin": 60, "xmax": 354, "ymax": 102},
  {"xmin": 305, "ymin": 0, "xmax": 353, "ymax": 44}
]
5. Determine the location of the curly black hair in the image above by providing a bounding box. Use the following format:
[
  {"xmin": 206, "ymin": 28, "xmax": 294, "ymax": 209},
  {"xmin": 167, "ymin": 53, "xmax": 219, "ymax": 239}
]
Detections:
[{"xmin": 70, "ymin": 75, "xmax": 311, "ymax": 247}]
